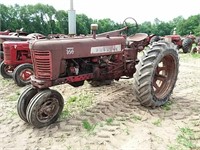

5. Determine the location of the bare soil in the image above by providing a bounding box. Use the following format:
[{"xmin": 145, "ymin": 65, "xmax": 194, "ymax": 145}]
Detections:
[{"xmin": 0, "ymin": 53, "xmax": 200, "ymax": 150}]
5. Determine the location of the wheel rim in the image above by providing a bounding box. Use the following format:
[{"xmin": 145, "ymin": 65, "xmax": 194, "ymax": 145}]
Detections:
[
  {"xmin": 153, "ymin": 54, "xmax": 176, "ymax": 99},
  {"xmin": 2, "ymin": 64, "xmax": 13, "ymax": 76},
  {"xmin": 37, "ymin": 97, "xmax": 60, "ymax": 123},
  {"xmin": 19, "ymin": 68, "xmax": 33, "ymax": 82}
]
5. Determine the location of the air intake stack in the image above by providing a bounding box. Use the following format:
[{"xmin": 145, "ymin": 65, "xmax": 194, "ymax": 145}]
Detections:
[{"xmin": 68, "ymin": 0, "xmax": 76, "ymax": 36}]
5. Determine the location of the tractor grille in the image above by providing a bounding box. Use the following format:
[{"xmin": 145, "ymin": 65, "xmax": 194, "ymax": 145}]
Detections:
[
  {"xmin": 4, "ymin": 46, "xmax": 11, "ymax": 60},
  {"xmin": 32, "ymin": 50, "xmax": 52, "ymax": 79}
]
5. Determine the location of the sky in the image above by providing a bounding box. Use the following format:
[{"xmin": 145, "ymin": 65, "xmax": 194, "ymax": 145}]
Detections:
[{"xmin": 2, "ymin": 0, "xmax": 200, "ymax": 23}]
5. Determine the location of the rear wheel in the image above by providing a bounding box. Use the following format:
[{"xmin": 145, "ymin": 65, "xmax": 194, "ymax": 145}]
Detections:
[
  {"xmin": 13, "ymin": 63, "xmax": 33, "ymax": 87},
  {"xmin": 0, "ymin": 61, "xmax": 12, "ymax": 78},
  {"xmin": 26, "ymin": 89, "xmax": 64, "ymax": 128},
  {"xmin": 17, "ymin": 86, "xmax": 38, "ymax": 122},
  {"xmin": 182, "ymin": 38, "xmax": 192, "ymax": 53},
  {"xmin": 134, "ymin": 41, "xmax": 179, "ymax": 108}
]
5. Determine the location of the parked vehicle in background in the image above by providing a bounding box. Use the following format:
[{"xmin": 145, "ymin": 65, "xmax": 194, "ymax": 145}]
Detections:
[{"xmin": 0, "ymin": 41, "xmax": 33, "ymax": 87}]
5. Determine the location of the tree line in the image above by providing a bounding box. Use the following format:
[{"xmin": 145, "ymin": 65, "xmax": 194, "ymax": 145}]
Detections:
[{"xmin": 0, "ymin": 3, "xmax": 200, "ymax": 36}]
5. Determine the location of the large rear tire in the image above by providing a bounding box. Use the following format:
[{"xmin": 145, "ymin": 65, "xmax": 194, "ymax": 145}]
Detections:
[
  {"xmin": 134, "ymin": 41, "xmax": 179, "ymax": 108},
  {"xmin": 182, "ymin": 38, "xmax": 192, "ymax": 53}
]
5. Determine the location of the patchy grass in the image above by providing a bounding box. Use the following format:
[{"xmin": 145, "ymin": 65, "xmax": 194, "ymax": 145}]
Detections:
[
  {"xmin": 8, "ymin": 110, "xmax": 17, "ymax": 117},
  {"xmin": 60, "ymin": 92, "xmax": 94, "ymax": 120},
  {"xmin": 0, "ymin": 78, "xmax": 11, "ymax": 86},
  {"xmin": 60, "ymin": 109, "xmax": 71, "ymax": 119},
  {"xmin": 106, "ymin": 118, "xmax": 114, "ymax": 125},
  {"xmin": 152, "ymin": 119, "xmax": 162, "ymax": 127},
  {"xmin": 7, "ymin": 90, "xmax": 21, "ymax": 101},
  {"xmin": 190, "ymin": 53, "xmax": 200, "ymax": 58},
  {"xmin": 179, "ymin": 53, "xmax": 200, "ymax": 62},
  {"xmin": 177, "ymin": 127, "xmax": 196, "ymax": 149},
  {"xmin": 123, "ymin": 126, "xmax": 130, "ymax": 135},
  {"xmin": 131, "ymin": 115, "xmax": 142, "ymax": 122},
  {"xmin": 168, "ymin": 127, "xmax": 197, "ymax": 150},
  {"xmin": 82, "ymin": 119, "xmax": 96, "ymax": 132},
  {"xmin": 161, "ymin": 101, "xmax": 173, "ymax": 111}
]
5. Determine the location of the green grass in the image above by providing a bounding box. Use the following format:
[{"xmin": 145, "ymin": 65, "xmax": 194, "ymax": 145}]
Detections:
[
  {"xmin": 67, "ymin": 93, "xmax": 94, "ymax": 109},
  {"xmin": 82, "ymin": 119, "xmax": 96, "ymax": 132},
  {"xmin": 179, "ymin": 52, "xmax": 200, "ymax": 60},
  {"xmin": 152, "ymin": 119, "xmax": 162, "ymax": 127},
  {"xmin": 161, "ymin": 101, "xmax": 173, "ymax": 111},
  {"xmin": 123, "ymin": 126, "xmax": 130, "ymax": 135},
  {"xmin": 131, "ymin": 115, "xmax": 142, "ymax": 122},
  {"xmin": 168, "ymin": 127, "xmax": 197, "ymax": 150},
  {"xmin": 60, "ymin": 109, "xmax": 71, "ymax": 119},
  {"xmin": 190, "ymin": 53, "xmax": 200, "ymax": 58},
  {"xmin": 60, "ymin": 92, "xmax": 94, "ymax": 119},
  {"xmin": 8, "ymin": 110, "xmax": 17, "ymax": 117},
  {"xmin": 0, "ymin": 78, "xmax": 11, "ymax": 86},
  {"xmin": 7, "ymin": 91, "xmax": 21, "ymax": 101},
  {"xmin": 106, "ymin": 118, "xmax": 114, "ymax": 125},
  {"xmin": 176, "ymin": 127, "xmax": 196, "ymax": 149}
]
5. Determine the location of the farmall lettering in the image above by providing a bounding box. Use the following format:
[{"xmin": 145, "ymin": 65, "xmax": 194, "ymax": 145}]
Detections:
[
  {"xmin": 66, "ymin": 47, "xmax": 74, "ymax": 55},
  {"xmin": 91, "ymin": 44, "xmax": 121, "ymax": 54}
]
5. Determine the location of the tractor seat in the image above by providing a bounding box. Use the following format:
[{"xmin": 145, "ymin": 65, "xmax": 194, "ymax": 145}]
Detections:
[{"xmin": 127, "ymin": 33, "xmax": 148, "ymax": 42}]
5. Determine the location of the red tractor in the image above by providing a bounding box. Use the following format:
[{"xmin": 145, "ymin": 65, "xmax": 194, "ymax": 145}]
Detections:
[
  {"xmin": 0, "ymin": 34, "xmax": 31, "ymax": 63},
  {"xmin": 191, "ymin": 37, "xmax": 200, "ymax": 54},
  {"xmin": 0, "ymin": 41, "xmax": 33, "ymax": 86},
  {"xmin": 0, "ymin": 33, "xmax": 46, "ymax": 86},
  {"xmin": 0, "ymin": 30, "xmax": 10, "ymax": 35},
  {"xmin": 17, "ymin": 18, "xmax": 179, "ymax": 128},
  {"xmin": 163, "ymin": 34, "xmax": 195, "ymax": 53}
]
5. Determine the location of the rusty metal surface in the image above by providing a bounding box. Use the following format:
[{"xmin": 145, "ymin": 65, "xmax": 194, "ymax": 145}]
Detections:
[
  {"xmin": 153, "ymin": 54, "xmax": 177, "ymax": 99},
  {"xmin": 127, "ymin": 33, "xmax": 148, "ymax": 42}
]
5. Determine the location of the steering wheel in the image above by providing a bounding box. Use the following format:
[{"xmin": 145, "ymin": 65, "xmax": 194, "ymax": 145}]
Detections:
[{"xmin": 123, "ymin": 17, "xmax": 139, "ymax": 35}]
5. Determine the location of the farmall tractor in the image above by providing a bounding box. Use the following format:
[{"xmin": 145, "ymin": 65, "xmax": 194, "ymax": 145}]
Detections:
[
  {"xmin": 0, "ymin": 33, "xmax": 46, "ymax": 86},
  {"xmin": 191, "ymin": 37, "xmax": 200, "ymax": 54},
  {"xmin": 17, "ymin": 18, "xmax": 179, "ymax": 128},
  {"xmin": 163, "ymin": 30, "xmax": 196, "ymax": 53},
  {"xmin": 0, "ymin": 32, "xmax": 30, "ymax": 63},
  {"xmin": 0, "ymin": 41, "xmax": 33, "ymax": 86},
  {"xmin": 0, "ymin": 30, "xmax": 10, "ymax": 35}
]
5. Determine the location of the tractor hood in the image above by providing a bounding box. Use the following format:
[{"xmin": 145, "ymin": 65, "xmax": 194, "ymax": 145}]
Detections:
[
  {"xmin": 30, "ymin": 36, "xmax": 126, "ymax": 59},
  {"xmin": 0, "ymin": 35, "xmax": 31, "ymax": 44}
]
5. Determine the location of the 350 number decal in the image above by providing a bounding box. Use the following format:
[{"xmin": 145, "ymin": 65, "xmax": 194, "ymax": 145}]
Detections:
[{"xmin": 66, "ymin": 47, "xmax": 74, "ymax": 55}]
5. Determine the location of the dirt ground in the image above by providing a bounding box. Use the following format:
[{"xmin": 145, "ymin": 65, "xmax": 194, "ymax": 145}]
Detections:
[{"xmin": 0, "ymin": 53, "xmax": 200, "ymax": 150}]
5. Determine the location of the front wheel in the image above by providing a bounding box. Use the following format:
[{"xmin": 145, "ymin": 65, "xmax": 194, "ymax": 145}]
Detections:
[
  {"xmin": 0, "ymin": 61, "xmax": 12, "ymax": 78},
  {"xmin": 26, "ymin": 89, "xmax": 64, "ymax": 128},
  {"xmin": 13, "ymin": 63, "xmax": 33, "ymax": 87},
  {"xmin": 134, "ymin": 41, "xmax": 179, "ymax": 108},
  {"xmin": 17, "ymin": 86, "xmax": 38, "ymax": 122}
]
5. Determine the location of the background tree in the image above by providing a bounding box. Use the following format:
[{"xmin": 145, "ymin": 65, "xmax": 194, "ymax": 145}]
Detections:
[
  {"xmin": 0, "ymin": 3, "xmax": 200, "ymax": 37},
  {"xmin": 0, "ymin": 4, "xmax": 9, "ymax": 30},
  {"xmin": 54, "ymin": 10, "xmax": 68, "ymax": 34},
  {"xmin": 76, "ymin": 14, "xmax": 93, "ymax": 35}
]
